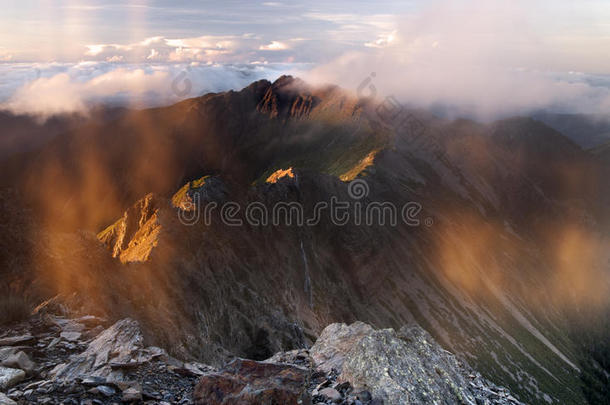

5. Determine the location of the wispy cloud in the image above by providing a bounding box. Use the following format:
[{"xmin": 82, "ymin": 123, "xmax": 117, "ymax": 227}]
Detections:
[{"xmin": 80, "ymin": 35, "xmax": 300, "ymax": 64}]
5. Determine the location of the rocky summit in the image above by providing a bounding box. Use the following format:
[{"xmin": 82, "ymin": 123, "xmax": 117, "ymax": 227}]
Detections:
[{"xmin": 0, "ymin": 307, "xmax": 522, "ymax": 405}]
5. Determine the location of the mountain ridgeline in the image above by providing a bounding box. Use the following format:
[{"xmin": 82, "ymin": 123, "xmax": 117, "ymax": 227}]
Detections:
[{"xmin": 1, "ymin": 76, "xmax": 609, "ymax": 404}]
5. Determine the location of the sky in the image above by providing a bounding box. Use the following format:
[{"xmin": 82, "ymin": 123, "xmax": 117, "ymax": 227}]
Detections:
[
  {"xmin": 2, "ymin": 0, "xmax": 610, "ymax": 119},
  {"xmin": 0, "ymin": 0, "xmax": 410, "ymax": 64}
]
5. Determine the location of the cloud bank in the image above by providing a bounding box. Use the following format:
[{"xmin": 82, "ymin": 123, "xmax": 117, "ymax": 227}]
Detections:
[
  {"xmin": 305, "ymin": 0, "xmax": 610, "ymax": 120},
  {"xmin": 0, "ymin": 62, "xmax": 307, "ymax": 118},
  {"xmin": 2, "ymin": 0, "xmax": 610, "ymax": 120}
]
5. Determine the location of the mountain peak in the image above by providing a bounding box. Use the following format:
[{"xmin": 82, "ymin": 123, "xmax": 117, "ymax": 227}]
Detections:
[{"xmin": 256, "ymin": 75, "xmax": 317, "ymax": 119}]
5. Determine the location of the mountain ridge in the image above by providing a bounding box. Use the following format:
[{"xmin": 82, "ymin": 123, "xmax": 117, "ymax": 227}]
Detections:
[{"xmin": 1, "ymin": 76, "xmax": 609, "ymax": 404}]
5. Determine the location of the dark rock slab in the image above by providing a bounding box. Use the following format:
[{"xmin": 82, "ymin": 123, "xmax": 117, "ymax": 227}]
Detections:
[{"xmin": 193, "ymin": 358, "xmax": 310, "ymax": 405}]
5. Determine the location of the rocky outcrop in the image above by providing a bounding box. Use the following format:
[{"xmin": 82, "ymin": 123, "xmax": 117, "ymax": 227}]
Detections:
[
  {"xmin": 0, "ymin": 311, "xmax": 526, "ymax": 405},
  {"xmin": 256, "ymin": 75, "xmax": 319, "ymax": 120},
  {"xmin": 310, "ymin": 322, "xmax": 375, "ymax": 374},
  {"xmin": 2, "ymin": 314, "xmax": 210, "ymax": 404},
  {"xmin": 97, "ymin": 193, "xmax": 161, "ymax": 263},
  {"xmin": 309, "ymin": 322, "xmax": 524, "ymax": 405},
  {"xmin": 171, "ymin": 175, "xmax": 227, "ymax": 211},
  {"xmin": 49, "ymin": 318, "xmax": 162, "ymax": 382},
  {"xmin": 191, "ymin": 322, "xmax": 523, "ymax": 405}
]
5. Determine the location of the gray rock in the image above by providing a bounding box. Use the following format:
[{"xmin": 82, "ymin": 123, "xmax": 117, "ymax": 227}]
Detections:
[
  {"xmin": 181, "ymin": 362, "xmax": 214, "ymax": 376},
  {"xmin": 47, "ymin": 316, "xmax": 86, "ymax": 333},
  {"xmin": 81, "ymin": 376, "xmax": 107, "ymax": 387},
  {"xmin": 312, "ymin": 323, "xmax": 524, "ymax": 405},
  {"xmin": 264, "ymin": 348, "xmax": 313, "ymax": 368},
  {"xmin": 355, "ymin": 390, "xmax": 372, "ymax": 402},
  {"xmin": 73, "ymin": 315, "xmax": 105, "ymax": 328},
  {"xmin": 95, "ymin": 385, "xmax": 115, "ymax": 397},
  {"xmin": 319, "ymin": 387, "xmax": 342, "ymax": 402},
  {"xmin": 310, "ymin": 322, "xmax": 374, "ymax": 373},
  {"xmin": 1, "ymin": 351, "xmax": 35, "ymax": 374},
  {"xmin": 0, "ymin": 348, "xmax": 18, "ymax": 363},
  {"xmin": 0, "ymin": 335, "xmax": 35, "ymax": 347},
  {"xmin": 6, "ymin": 390, "xmax": 21, "ymax": 400},
  {"xmin": 0, "ymin": 367, "xmax": 25, "ymax": 390},
  {"xmin": 50, "ymin": 318, "xmax": 147, "ymax": 381},
  {"xmin": 83, "ymin": 326, "xmax": 104, "ymax": 340},
  {"xmin": 122, "ymin": 387, "xmax": 142, "ymax": 402},
  {"xmin": 21, "ymin": 380, "xmax": 43, "ymax": 391},
  {"xmin": 60, "ymin": 332, "xmax": 82, "ymax": 342},
  {"xmin": 0, "ymin": 392, "xmax": 17, "ymax": 405},
  {"xmin": 47, "ymin": 337, "xmax": 61, "ymax": 349}
]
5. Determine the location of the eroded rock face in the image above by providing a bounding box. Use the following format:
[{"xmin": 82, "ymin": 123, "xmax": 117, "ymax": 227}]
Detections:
[
  {"xmin": 97, "ymin": 193, "xmax": 162, "ymax": 263},
  {"xmin": 193, "ymin": 358, "xmax": 310, "ymax": 405}
]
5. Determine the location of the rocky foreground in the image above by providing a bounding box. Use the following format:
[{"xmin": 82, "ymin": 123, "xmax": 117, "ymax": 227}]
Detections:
[{"xmin": 0, "ymin": 310, "xmax": 523, "ymax": 405}]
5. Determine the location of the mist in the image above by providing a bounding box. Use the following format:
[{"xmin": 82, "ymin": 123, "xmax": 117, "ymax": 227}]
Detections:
[
  {"xmin": 2, "ymin": 1, "xmax": 610, "ymax": 121},
  {"xmin": 305, "ymin": 0, "xmax": 610, "ymax": 120}
]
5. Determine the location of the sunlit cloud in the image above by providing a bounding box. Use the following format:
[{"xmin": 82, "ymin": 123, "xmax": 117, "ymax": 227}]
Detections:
[
  {"xmin": 364, "ymin": 30, "xmax": 397, "ymax": 48},
  {"xmin": 306, "ymin": 0, "xmax": 610, "ymax": 119},
  {"xmin": 259, "ymin": 41, "xmax": 288, "ymax": 51}
]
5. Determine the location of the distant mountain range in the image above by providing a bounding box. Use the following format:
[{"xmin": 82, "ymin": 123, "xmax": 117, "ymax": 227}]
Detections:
[
  {"xmin": 532, "ymin": 111, "xmax": 610, "ymax": 150},
  {"xmin": 1, "ymin": 76, "xmax": 609, "ymax": 404}
]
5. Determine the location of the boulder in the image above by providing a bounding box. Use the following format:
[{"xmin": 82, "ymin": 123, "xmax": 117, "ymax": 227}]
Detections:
[
  {"xmin": 49, "ymin": 318, "xmax": 157, "ymax": 382},
  {"xmin": 193, "ymin": 358, "xmax": 310, "ymax": 405},
  {"xmin": 310, "ymin": 322, "xmax": 374, "ymax": 373},
  {"xmin": 319, "ymin": 387, "xmax": 342, "ymax": 402},
  {"xmin": 1, "ymin": 351, "xmax": 35, "ymax": 374},
  {"xmin": 311, "ymin": 323, "xmax": 524, "ymax": 405},
  {"xmin": 0, "ymin": 392, "xmax": 17, "ymax": 405},
  {"xmin": 0, "ymin": 348, "xmax": 18, "ymax": 363},
  {"xmin": 122, "ymin": 386, "xmax": 142, "ymax": 402},
  {"xmin": 0, "ymin": 367, "xmax": 25, "ymax": 390},
  {"xmin": 59, "ymin": 331, "xmax": 81, "ymax": 342}
]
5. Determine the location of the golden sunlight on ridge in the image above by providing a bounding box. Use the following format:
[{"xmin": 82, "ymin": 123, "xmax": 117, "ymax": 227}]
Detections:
[{"xmin": 266, "ymin": 167, "xmax": 295, "ymax": 183}]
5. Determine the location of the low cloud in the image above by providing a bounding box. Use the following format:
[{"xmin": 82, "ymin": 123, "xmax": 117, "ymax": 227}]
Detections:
[
  {"xmin": 0, "ymin": 62, "xmax": 306, "ymax": 118},
  {"xmin": 305, "ymin": 0, "xmax": 610, "ymax": 120}
]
